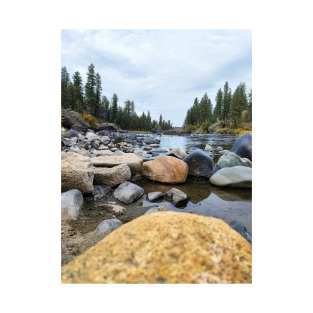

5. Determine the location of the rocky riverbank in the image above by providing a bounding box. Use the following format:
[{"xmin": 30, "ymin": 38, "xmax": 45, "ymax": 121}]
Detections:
[{"xmin": 61, "ymin": 127, "xmax": 252, "ymax": 283}]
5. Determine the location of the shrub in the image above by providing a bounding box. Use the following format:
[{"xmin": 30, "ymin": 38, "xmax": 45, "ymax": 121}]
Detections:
[{"xmin": 82, "ymin": 112, "xmax": 98, "ymax": 128}]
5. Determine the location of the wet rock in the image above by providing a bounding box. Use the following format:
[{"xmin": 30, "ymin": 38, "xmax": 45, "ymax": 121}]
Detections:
[
  {"xmin": 91, "ymin": 153, "xmax": 143, "ymax": 175},
  {"xmin": 62, "ymin": 212, "xmax": 252, "ymax": 283},
  {"xmin": 143, "ymin": 156, "xmax": 188, "ymax": 183},
  {"xmin": 94, "ymin": 164, "xmax": 131, "ymax": 187},
  {"xmin": 210, "ymin": 166, "xmax": 252, "ymax": 188},
  {"xmin": 61, "ymin": 189, "xmax": 83, "ymax": 220},
  {"xmin": 61, "ymin": 152, "xmax": 94, "ymax": 193},
  {"xmin": 93, "ymin": 185, "xmax": 112, "ymax": 201},
  {"xmin": 95, "ymin": 218, "xmax": 122, "ymax": 236},
  {"xmin": 184, "ymin": 149, "xmax": 214, "ymax": 178},
  {"xmin": 216, "ymin": 150, "xmax": 252, "ymax": 169},
  {"xmin": 230, "ymin": 220, "xmax": 252, "ymax": 243},
  {"xmin": 165, "ymin": 188, "xmax": 189, "ymax": 207},
  {"xmin": 231, "ymin": 133, "xmax": 252, "ymax": 161},
  {"xmin": 113, "ymin": 181, "xmax": 144, "ymax": 204},
  {"xmin": 142, "ymin": 200, "xmax": 176, "ymax": 211},
  {"xmin": 167, "ymin": 148, "xmax": 187, "ymax": 160},
  {"xmin": 147, "ymin": 191, "xmax": 164, "ymax": 202}
]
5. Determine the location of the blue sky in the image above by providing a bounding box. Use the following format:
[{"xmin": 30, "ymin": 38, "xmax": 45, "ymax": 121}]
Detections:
[{"xmin": 62, "ymin": 30, "xmax": 251, "ymax": 126}]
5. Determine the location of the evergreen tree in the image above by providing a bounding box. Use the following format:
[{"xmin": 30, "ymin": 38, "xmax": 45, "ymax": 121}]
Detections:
[
  {"xmin": 85, "ymin": 63, "xmax": 97, "ymax": 114},
  {"xmin": 95, "ymin": 72, "xmax": 102, "ymax": 116},
  {"xmin": 222, "ymin": 81, "xmax": 232, "ymax": 127},
  {"xmin": 213, "ymin": 88, "xmax": 223, "ymax": 121},
  {"xmin": 101, "ymin": 96, "xmax": 110, "ymax": 121},
  {"xmin": 159, "ymin": 114, "xmax": 163, "ymax": 129},
  {"xmin": 72, "ymin": 71, "xmax": 84, "ymax": 112},
  {"xmin": 111, "ymin": 93, "xmax": 118, "ymax": 122},
  {"xmin": 61, "ymin": 66, "xmax": 71, "ymax": 109}
]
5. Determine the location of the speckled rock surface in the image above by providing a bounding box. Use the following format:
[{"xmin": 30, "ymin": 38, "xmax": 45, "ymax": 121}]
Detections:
[
  {"xmin": 94, "ymin": 164, "xmax": 131, "ymax": 187},
  {"xmin": 62, "ymin": 212, "xmax": 252, "ymax": 283},
  {"xmin": 142, "ymin": 156, "xmax": 188, "ymax": 183},
  {"xmin": 91, "ymin": 153, "xmax": 143, "ymax": 175},
  {"xmin": 61, "ymin": 152, "xmax": 94, "ymax": 193}
]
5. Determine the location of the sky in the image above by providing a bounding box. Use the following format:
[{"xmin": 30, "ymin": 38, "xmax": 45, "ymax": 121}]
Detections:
[{"xmin": 62, "ymin": 30, "xmax": 251, "ymax": 127}]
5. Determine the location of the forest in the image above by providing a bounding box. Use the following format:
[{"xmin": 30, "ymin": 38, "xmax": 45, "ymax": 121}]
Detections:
[
  {"xmin": 183, "ymin": 82, "xmax": 252, "ymax": 133},
  {"xmin": 61, "ymin": 64, "xmax": 173, "ymax": 131},
  {"xmin": 61, "ymin": 64, "xmax": 251, "ymax": 133}
]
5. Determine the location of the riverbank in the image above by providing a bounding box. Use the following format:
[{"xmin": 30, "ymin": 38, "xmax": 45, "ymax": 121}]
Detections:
[{"xmin": 61, "ymin": 127, "xmax": 252, "ymax": 282}]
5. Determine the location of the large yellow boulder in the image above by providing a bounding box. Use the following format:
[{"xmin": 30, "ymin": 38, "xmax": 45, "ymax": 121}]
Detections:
[
  {"xmin": 62, "ymin": 212, "xmax": 252, "ymax": 283},
  {"xmin": 143, "ymin": 156, "xmax": 188, "ymax": 183}
]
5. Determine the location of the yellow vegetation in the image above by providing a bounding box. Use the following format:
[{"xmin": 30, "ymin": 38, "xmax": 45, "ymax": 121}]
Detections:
[{"xmin": 82, "ymin": 112, "xmax": 98, "ymax": 128}]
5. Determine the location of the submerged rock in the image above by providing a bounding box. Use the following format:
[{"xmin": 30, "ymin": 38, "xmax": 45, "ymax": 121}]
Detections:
[
  {"xmin": 61, "ymin": 152, "xmax": 94, "ymax": 193},
  {"xmin": 95, "ymin": 218, "xmax": 122, "ymax": 236},
  {"xmin": 61, "ymin": 189, "xmax": 83, "ymax": 220},
  {"xmin": 231, "ymin": 133, "xmax": 252, "ymax": 161},
  {"xmin": 93, "ymin": 185, "xmax": 112, "ymax": 201},
  {"xmin": 210, "ymin": 166, "xmax": 252, "ymax": 188},
  {"xmin": 184, "ymin": 149, "xmax": 214, "ymax": 178},
  {"xmin": 62, "ymin": 212, "xmax": 252, "ymax": 283},
  {"xmin": 94, "ymin": 164, "xmax": 131, "ymax": 187},
  {"xmin": 143, "ymin": 156, "xmax": 188, "ymax": 183},
  {"xmin": 230, "ymin": 220, "xmax": 252, "ymax": 243},
  {"xmin": 113, "ymin": 181, "xmax": 144, "ymax": 204},
  {"xmin": 165, "ymin": 188, "xmax": 189, "ymax": 207},
  {"xmin": 147, "ymin": 191, "xmax": 165, "ymax": 202}
]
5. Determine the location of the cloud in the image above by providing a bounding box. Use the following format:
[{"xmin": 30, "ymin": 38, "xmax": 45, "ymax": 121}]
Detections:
[{"xmin": 62, "ymin": 29, "xmax": 251, "ymax": 126}]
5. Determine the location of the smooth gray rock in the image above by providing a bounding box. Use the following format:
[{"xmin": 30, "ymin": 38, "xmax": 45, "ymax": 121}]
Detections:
[
  {"xmin": 165, "ymin": 188, "xmax": 189, "ymax": 207},
  {"xmin": 61, "ymin": 189, "xmax": 83, "ymax": 220},
  {"xmin": 147, "ymin": 191, "xmax": 164, "ymax": 202},
  {"xmin": 210, "ymin": 166, "xmax": 252, "ymax": 188},
  {"xmin": 95, "ymin": 218, "xmax": 122, "ymax": 236},
  {"xmin": 113, "ymin": 181, "xmax": 144, "ymax": 204}
]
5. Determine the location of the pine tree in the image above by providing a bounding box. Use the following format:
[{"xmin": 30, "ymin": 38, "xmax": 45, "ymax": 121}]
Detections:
[
  {"xmin": 72, "ymin": 71, "xmax": 84, "ymax": 112},
  {"xmin": 159, "ymin": 114, "xmax": 163, "ymax": 129},
  {"xmin": 230, "ymin": 83, "xmax": 248, "ymax": 128},
  {"xmin": 61, "ymin": 67, "xmax": 71, "ymax": 109},
  {"xmin": 222, "ymin": 81, "xmax": 232, "ymax": 127},
  {"xmin": 111, "ymin": 93, "xmax": 118, "ymax": 123},
  {"xmin": 85, "ymin": 63, "xmax": 97, "ymax": 114},
  {"xmin": 101, "ymin": 96, "xmax": 110, "ymax": 121},
  {"xmin": 95, "ymin": 72, "xmax": 102, "ymax": 116},
  {"xmin": 213, "ymin": 88, "xmax": 223, "ymax": 121}
]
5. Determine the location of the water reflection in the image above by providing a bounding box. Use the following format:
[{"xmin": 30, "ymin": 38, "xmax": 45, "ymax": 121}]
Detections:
[{"xmin": 137, "ymin": 178, "xmax": 252, "ymax": 233}]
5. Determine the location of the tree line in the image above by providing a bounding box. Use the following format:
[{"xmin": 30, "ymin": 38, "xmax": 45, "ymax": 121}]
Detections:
[
  {"xmin": 61, "ymin": 64, "xmax": 173, "ymax": 131},
  {"xmin": 183, "ymin": 81, "xmax": 252, "ymax": 131}
]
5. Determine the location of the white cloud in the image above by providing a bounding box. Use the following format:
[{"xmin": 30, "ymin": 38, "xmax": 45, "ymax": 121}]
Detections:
[{"xmin": 62, "ymin": 29, "xmax": 251, "ymax": 126}]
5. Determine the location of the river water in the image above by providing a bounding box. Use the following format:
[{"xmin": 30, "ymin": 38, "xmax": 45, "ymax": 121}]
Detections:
[
  {"xmin": 140, "ymin": 133, "xmax": 252, "ymax": 233},
  {"xmin": 86, "ymin": 133, "xmax": 251, "ymax": 234}
]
